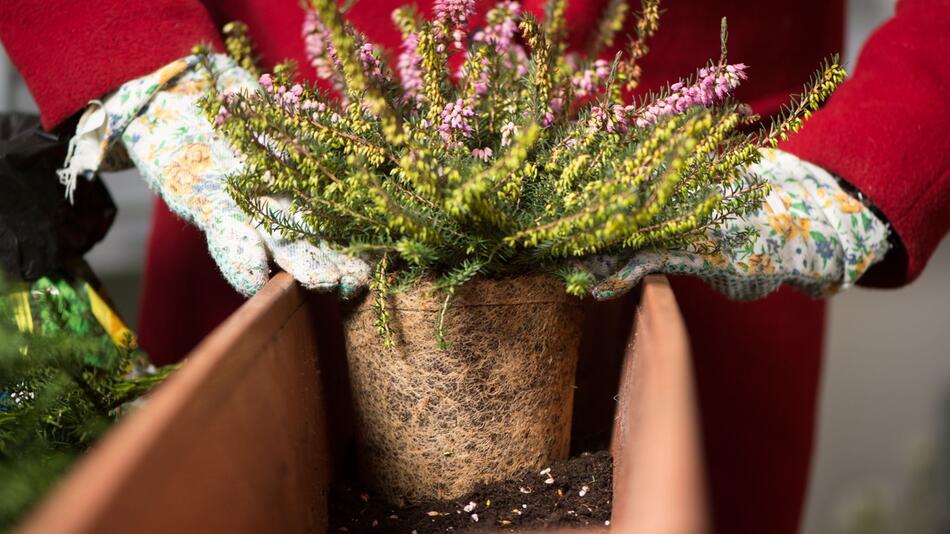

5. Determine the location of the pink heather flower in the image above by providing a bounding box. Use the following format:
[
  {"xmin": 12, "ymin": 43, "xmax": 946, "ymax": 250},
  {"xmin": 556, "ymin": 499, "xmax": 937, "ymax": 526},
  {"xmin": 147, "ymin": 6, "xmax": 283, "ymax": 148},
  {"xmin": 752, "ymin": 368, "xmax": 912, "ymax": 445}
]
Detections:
[
  {"xmin": 302, "ymin": 10, "xmax": 342, "ymax": 82},
  {"xmin": 472, "ymin": 1, "xmax": 521, "ymax": 53},
  {"xmin": 301, "ymin": 99, "xmax": 327, "ymax": 112},
  {"xmin": 572, "ymin": 59, "xmax": 611, "ymax": 98},
  {"xmin": 303, "ymin": 9, "xmax": 388, "ymax": 95},
  {"xmin": 259, "ymin": 74, "xmax": 273, "ymax": 92},
  {"xmin": 635, "ymin": 63, "xmax": 748, "ymax": 127},
  {"xmin": 216, "ymin": 92, "xmax": 240, "ymax": 126},
  {"xmin": 220, "ymin": 91, "xmax": 238, "ymax": 105},
  {"xmin": 439, "ymin": 98, "xmax": 476, "ymax": 141},
  {"xmin": 472, "ymin": 67, "xmax": 490, "ymax": 95},
  {"xmin": 458, "ymin": 56, "xmax": 491, "ymax": 96},
  {"xmin": 591, "ymin": 104, "xmax": 634, "ymax": 134},
  {"xmin": 398, "ymin": 33, "xmax": 425, "ymax": 103},
  {"xmin": 509, "ymin": 45, "xmax": 530, "ymax": 77},
  {"xmin": 288, "ymin": 84, "xmax": 303, "ymax": 107},
  {"xmin": 542, "ymin": 95, "xmax": 563, "ymax": 129},
  {"xmin": 358, "ymin": 42, "xmax": 386, "ymax": 82},
  {"xmin": 434, "ymin": 0, "xmax": 476, "ymax": 50},
  {"xmin": 214, "ymin": 107, "xmax": 230, "ymax": 126},
  {"xmin": 262, "ymin": 82, "xmax": 305, "ymax": 112},
  {"xmin": 471, "ymin": 147, "xmax": 493, "ymax": 161}
]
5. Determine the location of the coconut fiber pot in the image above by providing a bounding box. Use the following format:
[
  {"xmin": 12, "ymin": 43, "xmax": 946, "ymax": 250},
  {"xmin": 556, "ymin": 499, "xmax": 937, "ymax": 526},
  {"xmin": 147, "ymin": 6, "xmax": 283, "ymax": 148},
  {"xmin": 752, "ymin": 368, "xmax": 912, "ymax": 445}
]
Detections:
[{"xmin": 341, "ymin": 274, "xmax": 584, "ymax": 504}]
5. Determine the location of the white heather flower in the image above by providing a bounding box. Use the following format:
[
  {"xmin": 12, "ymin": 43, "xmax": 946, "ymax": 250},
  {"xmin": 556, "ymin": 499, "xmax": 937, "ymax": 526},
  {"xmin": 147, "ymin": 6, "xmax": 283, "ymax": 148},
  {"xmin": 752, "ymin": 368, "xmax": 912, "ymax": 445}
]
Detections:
[{"xmin": 501, "ymin": 121, "xmax": 517, "ymax": 147}]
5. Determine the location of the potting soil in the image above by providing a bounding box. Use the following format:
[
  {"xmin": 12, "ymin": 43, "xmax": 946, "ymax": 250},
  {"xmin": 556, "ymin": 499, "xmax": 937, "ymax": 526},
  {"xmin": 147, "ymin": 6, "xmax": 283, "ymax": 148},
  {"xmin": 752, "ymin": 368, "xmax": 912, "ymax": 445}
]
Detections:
[{"xmin": 328, "ymin": 450, "xmax": 612, "ymax": 532}]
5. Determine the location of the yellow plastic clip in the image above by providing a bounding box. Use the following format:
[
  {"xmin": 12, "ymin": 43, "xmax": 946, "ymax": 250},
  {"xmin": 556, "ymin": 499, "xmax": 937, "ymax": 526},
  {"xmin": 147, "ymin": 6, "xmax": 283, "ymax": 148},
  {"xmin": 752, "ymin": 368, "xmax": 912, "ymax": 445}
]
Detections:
[{"xmin": 84, "ymin": 283, "xmax": 138, "ymax": 349}]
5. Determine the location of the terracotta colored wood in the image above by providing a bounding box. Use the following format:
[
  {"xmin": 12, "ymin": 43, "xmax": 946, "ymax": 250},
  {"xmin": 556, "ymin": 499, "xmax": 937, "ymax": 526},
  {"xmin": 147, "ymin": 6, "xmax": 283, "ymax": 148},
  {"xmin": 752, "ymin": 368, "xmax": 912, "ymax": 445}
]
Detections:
[
  {"xmin": 529, "ymin": 275, "xmax": 708, "ymax": 534},
  {"xmin": 610, "ymin": 275, "xmax": 708, "ymax": 534},
  {"xmin": 20, "ymin": 273, "xmax": 706, "ymax": 534},
  {"xmin": 19, "ymin": 273, "xmax": 331, "ymax": 534}
]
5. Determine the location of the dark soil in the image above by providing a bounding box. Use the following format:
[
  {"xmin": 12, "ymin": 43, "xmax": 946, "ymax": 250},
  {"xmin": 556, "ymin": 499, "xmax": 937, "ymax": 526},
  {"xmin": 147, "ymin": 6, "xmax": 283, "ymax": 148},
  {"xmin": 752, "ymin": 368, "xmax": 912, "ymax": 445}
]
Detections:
[{"xmin": 328, "ymin": 450, "xmax": 612, "ymax": 533}]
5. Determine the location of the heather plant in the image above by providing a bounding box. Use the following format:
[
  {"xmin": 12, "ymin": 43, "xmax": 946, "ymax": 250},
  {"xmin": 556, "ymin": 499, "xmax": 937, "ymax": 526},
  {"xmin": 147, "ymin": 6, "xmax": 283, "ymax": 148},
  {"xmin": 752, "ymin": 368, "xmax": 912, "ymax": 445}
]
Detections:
[{"xmin": 197, "ymin": 0, "xmax": 845, "ymax": 337}]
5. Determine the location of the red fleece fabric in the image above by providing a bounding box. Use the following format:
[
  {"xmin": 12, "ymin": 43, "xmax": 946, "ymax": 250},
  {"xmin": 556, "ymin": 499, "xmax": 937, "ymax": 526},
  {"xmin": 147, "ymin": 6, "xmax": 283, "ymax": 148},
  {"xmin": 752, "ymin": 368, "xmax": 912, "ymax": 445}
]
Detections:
[
  {"xmin": 2, "ymin": 2, "xmax": 948, "ymax": 533},
  {"xmin": 781, "ymin": 0, "xmax": 950, "ymax": 285},
  {"xmin": 0, "ymin": 0, "xmax": 224, "ymax": 131}
]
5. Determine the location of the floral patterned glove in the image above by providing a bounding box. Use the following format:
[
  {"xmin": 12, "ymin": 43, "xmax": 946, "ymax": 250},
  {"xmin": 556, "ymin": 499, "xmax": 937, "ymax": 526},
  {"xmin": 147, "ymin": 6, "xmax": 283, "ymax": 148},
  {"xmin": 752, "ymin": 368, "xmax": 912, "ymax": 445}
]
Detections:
[
  {"xmin": 590, "ymin": 149, "xmax": 891, "ymax": 300},
  {"xmin": 60, "ymin": 55, "xmax": 370, "ymax": 297}
]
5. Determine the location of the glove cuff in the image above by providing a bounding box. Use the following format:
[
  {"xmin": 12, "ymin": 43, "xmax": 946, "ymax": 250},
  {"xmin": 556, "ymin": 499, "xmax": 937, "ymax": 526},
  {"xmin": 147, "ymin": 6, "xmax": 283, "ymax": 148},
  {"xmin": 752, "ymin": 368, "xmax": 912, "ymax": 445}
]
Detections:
[
  {"xmin": 57, "ymin": 54, "xmax": 247, "ymax": 202},
  {"xmin": 764, "ymin": 149, "xmax": 891, "ymax": 292}
]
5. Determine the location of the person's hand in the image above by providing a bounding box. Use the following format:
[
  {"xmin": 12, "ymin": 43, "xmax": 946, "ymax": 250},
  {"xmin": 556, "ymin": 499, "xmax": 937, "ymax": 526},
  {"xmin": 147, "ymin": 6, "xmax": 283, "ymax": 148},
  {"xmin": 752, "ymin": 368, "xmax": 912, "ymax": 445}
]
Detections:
[
  {"xmin": 590, "ymin": 149, "xmax": 891, "ymax": 300},
  {"xmin": 61, "ymin": 55, "xmax": 370, "ymax": 297}
]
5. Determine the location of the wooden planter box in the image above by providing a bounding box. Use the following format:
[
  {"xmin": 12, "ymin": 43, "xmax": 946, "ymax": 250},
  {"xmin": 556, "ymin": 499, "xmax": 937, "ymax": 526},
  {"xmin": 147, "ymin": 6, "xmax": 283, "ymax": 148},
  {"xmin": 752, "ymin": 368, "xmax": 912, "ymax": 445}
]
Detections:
[{"xmin": 19, "ymin": 274, "xmax": 707, "ymax": 534}]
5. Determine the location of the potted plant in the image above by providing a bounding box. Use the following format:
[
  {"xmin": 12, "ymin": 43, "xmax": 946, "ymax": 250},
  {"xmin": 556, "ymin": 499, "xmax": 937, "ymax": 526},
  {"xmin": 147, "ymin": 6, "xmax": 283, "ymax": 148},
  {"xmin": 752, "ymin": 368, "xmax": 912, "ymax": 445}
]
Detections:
[{"xmin": 197, "ymin": 0, "xmax": 843, "ymax": 504}]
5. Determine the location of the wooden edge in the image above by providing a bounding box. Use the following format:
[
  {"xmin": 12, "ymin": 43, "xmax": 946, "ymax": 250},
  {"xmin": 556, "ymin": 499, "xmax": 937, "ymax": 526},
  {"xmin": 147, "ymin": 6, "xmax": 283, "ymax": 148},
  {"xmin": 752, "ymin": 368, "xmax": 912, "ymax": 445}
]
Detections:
[
  {"xmin": 20, "ymin": 272, "xmax": 706, "ymax": 534},
  {"xmin": 17, "ymin": 273, "xmax": 306, "ymax": 533},
  {"xmin": 610, "ymin": 275, "xmax": 708, "ymax": 534}
]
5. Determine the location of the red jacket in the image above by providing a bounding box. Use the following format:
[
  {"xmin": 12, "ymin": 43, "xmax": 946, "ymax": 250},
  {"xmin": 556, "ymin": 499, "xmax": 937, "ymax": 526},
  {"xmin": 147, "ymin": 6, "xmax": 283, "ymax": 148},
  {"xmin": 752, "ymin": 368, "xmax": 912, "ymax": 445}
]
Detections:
[{"xmin": 2, "ymin": 1, "xmax": 947, "ymax": 532}]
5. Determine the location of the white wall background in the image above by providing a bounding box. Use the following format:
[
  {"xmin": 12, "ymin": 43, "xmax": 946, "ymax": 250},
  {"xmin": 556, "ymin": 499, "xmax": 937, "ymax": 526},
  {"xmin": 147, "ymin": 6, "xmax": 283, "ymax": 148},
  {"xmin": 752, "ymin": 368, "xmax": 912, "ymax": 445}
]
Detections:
[
  {"xmin": 2, "ymin": 1, "xmax": 947, "ymax": 532},
  {"xmin": 802, "ymin": 3, "xmax": 950, "ymax": 532}
]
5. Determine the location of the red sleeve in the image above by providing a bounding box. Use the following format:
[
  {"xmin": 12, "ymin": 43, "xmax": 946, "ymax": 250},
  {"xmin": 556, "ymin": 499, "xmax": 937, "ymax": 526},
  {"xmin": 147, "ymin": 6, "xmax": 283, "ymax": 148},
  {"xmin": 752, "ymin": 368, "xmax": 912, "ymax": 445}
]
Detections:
[
  {"xmin": 0, "ymin": 0, "xmax": 224, "ymax": 131},
  {"xmin": 780, "ymin": 0, "xmax": 950, "ymax": 286}
]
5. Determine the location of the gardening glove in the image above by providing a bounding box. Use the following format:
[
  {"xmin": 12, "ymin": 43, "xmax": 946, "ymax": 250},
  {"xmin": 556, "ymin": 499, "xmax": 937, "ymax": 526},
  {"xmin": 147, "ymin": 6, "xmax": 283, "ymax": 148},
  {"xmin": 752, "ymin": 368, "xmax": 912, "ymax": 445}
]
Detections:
[
  {"xmin": 58, "ymin": 55, "xmax": 370, "ymax": 297},
  {"xmin": 590, "ymin": 149, "xmax": 891, "ymax": 300}
]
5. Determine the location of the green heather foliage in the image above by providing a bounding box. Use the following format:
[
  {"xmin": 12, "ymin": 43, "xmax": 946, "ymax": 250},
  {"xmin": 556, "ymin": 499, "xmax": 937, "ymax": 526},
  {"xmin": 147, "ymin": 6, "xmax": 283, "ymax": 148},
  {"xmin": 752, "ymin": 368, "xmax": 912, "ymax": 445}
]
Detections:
[
  {"xmin": 197, "ymin": 0, "xmax": 845, "ymax": 306},
  {"xmin": 0, "ymin": 276, "xmax": 174, "ymax": 527}
]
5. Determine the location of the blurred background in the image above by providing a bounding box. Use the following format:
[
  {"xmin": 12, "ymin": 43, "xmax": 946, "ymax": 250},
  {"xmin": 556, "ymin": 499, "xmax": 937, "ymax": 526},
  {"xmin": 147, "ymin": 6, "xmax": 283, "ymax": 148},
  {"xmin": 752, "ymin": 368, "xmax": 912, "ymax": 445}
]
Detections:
[{"xmin": 1, "ymin": 0, "xmax": 946, "ymax": 532}]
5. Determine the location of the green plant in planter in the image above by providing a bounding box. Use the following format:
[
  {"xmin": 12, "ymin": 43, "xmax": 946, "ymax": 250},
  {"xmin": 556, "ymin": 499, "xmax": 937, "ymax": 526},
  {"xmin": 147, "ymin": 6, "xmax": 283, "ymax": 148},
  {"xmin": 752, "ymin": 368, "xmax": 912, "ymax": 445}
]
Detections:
[
  {"xmin": 0, "ymin": 275, "xmax": 175, "ymax": 527},
  {"xmin": 197, "ymin": 0, "xmax": 844, "ymax": 342}
]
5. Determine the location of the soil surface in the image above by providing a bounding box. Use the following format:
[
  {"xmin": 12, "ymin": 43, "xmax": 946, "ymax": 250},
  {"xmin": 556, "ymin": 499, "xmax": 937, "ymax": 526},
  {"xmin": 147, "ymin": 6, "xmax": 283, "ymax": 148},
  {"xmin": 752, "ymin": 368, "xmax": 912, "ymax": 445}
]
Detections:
[{"xmin": 328, "ymin": 450, "xmax": 612, "ymax": 533}]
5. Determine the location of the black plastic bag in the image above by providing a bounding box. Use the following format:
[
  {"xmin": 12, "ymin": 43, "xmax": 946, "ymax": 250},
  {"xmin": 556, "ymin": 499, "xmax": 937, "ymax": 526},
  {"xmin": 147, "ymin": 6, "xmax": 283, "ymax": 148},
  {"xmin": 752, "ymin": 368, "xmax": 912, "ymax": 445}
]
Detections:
[{"xmin": 0, "ymin": 113, "xmax": 115, "ymax": 280}]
